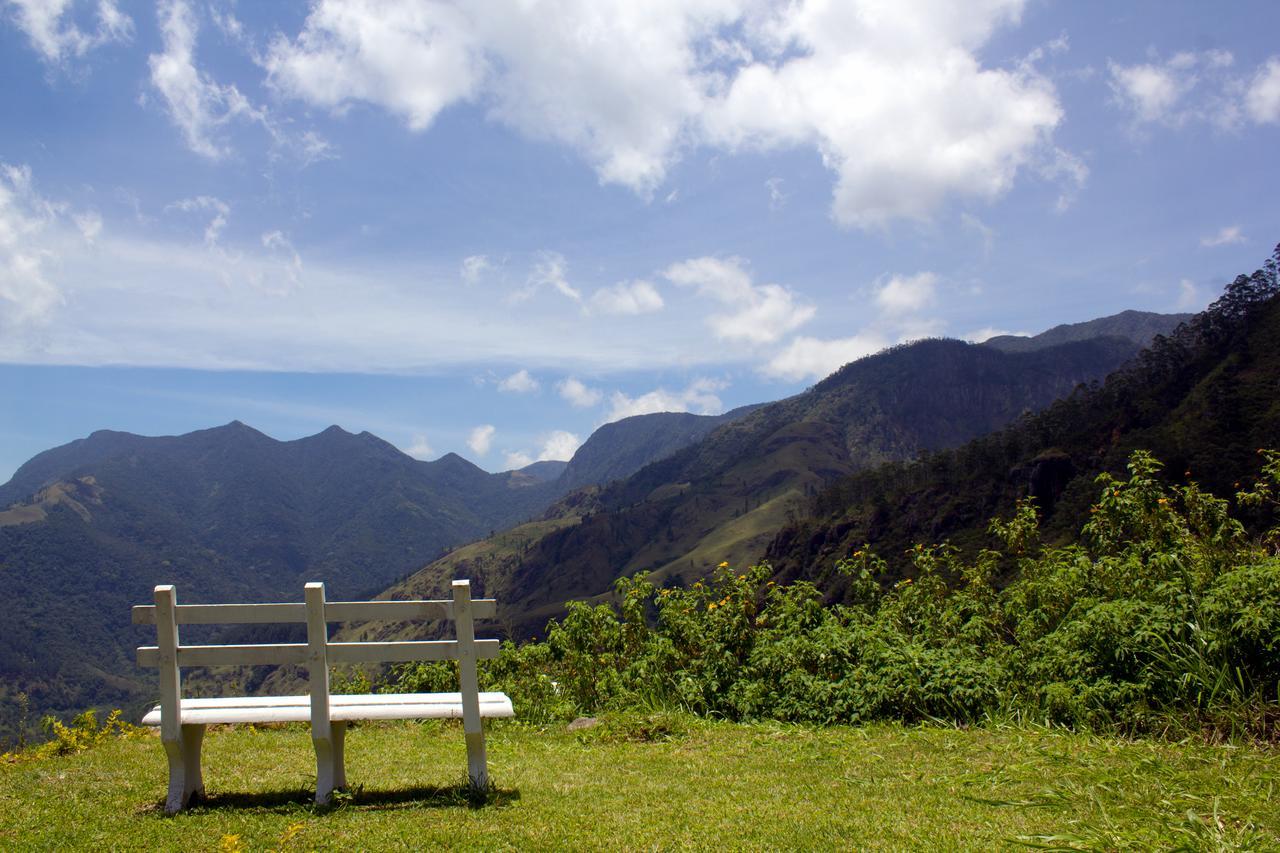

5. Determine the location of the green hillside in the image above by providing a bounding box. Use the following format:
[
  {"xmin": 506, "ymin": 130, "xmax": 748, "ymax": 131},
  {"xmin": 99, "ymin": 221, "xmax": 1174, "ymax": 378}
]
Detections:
[
  {"xmin": 395, "ymin": 333, "xmax": 1148, "ymax": 638},
  {"xmin": 766, "ymin": 244, "xmax": 1280, "ymax": 587}
]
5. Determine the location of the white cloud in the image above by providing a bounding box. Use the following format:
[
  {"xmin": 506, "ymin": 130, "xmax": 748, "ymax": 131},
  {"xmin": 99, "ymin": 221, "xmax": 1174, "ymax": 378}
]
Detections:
[
  {"xmin": 1201, "ymin": 225, "xmax": 1245, "ymax": 248},
  {"xmin": 497, "ymin": 368, "xmax": 539, "ymax": 394},
  {"xmin": 257, "ymin": 231, "xmax": 303, "ymax": 293},
  {"xmin": 1175, "ymin": 278, "xmax": 1210, "ymax": 311},
  {"xmin": 262, "ymin": 0, "xmax": 1066, "ymax": 227},
  {"xmin": 1246, "ymin": 57, "xmax": 1280, "ymax": 123},
  {"xmin": 0, "ymin": 163, "xmax": 64, "ymax": 327},
  {"xmin": 6, "ymin": 0, "xmax": 133, "ymax": 64},
  {"xmin": 589, "ymin": 279, "xmax": 663, "ymax": 315},
  {"xmin": 875, "ymin": 272, "xmax": 938, "ymax": 316},
  {"xmin": 557, "ymin": 377, "xmax": 603, "ymax": 408},
  {"xmin": 761, "ymin": 333, "xmax": 888, "ymax": 382},
  {"xmin": 403, "ymin": 433, "xmax": 433, "ymax": 460},
  {"xmin": 265, "ymin": 0, "xmax": 483, "ymax": 132},
  {"xmin": 538, "ymin": 430, "xmax": 582, "ymax": 461},
  {"xmin": 149, "ymin": 0, "xmax": 269, "ymax": 159},
  {"xmin": 1105, "ymin": 49, "xmax": 1275, "ymax": 130},
  {"xmin": 605, "ymin": 378, "xmax": 725, "ymax": 421},
  {"xmin": 460, "ymin": 254, "xmax": 491, "ymax": 284},
  {"xmin": 511, "ymin": 251, "xmax": 581, "ymax": 303},
  {"xmin": 503, "ymin": 450, "xmax": 533, "ymax": 469},
  {"xmin": 169, "ymin": 195, "xmax": 230, "ymax": 247},
  {"xmin": 73, "ymin": 210, "xmax": 102, "ymax": 243},
  {"xmin": 467, "ymin": 424, "xmax": 495, "ymax": 456},
  {"xmin": 765, "ymin": 177, "xmax": 786, "ymax": 211},
  {"xmin": 965, "ymin": 326, "xmax": 1029, "ymax": 343},
  {"xmin": 702, "ymin": 2, "xmax": 1062, "ymax": 228},
  {"xmin": 663, "ymin": 256, "xmax": 813, "ymax": 344},
  {"xmin": 764, "ymin": 269, "xmax": 945, "ymax": 382}
]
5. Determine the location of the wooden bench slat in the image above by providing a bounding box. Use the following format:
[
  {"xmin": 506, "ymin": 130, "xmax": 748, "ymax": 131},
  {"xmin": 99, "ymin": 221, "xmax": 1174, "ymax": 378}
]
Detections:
[
  {"xmin": 137, "ymin": 643, "xmax": 309, "ymax": 668},
  {"xmin": 326, "ymin": 638, "xmax": 500, "ymax": 664},
  {"xmin": 132, "ymin": 598, "xmax": 497, "ymax": 625},
  {"xmin": 140, "ymin": 692, "xmax": 515, "ymax": 726}
]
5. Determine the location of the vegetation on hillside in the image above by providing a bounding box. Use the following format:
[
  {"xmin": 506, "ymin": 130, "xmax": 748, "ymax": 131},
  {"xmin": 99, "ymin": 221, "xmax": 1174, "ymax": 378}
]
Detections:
[
  {"xmin": 385, "ymin": 449, "xmax": 1279, "ymax": 740},
  {"xmin": 768, "ymin": 243, "xmax": 1280, "ymax": 583}
]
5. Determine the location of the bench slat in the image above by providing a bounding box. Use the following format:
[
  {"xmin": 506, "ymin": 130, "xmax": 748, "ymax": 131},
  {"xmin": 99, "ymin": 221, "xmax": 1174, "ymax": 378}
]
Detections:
[
  {"xmin": 132, "ymin": 598, "xmax": 497, "ymax": 625},
  {"xmin": 133, "ymin": 603, "xmax": 306, "ymax": 625},
  {"xmin": 139, "ymin": 692, "xmax": 515, "ymax": 726},
  {"xmin": 137, "ymin": 643, "xmax": 309, "ymax": 668},
  {"xmin": 326, "ymin": 638, "xmax": 501, "ymax": 664}
]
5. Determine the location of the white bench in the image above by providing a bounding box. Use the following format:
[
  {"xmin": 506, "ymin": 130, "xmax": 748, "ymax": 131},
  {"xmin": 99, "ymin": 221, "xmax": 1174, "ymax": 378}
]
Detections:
[{"xmin": 133, "ymin": 579, "xmax": 513, "ymax": 813}]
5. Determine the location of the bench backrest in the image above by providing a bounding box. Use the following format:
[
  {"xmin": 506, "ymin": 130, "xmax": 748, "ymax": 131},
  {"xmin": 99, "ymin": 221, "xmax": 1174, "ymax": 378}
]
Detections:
[{"xmin": 134, "ymin": 580, "xmax": 498, "ymax": 738}]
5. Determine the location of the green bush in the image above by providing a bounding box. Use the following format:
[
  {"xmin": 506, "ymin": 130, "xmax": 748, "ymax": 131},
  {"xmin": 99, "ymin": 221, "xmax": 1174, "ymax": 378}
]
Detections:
[{"xmin": 379, "ymin": 449, "xmax": 1279, "ymax": 739}]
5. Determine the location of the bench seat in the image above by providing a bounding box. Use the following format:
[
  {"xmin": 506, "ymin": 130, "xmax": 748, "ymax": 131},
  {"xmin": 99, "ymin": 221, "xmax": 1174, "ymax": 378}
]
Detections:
[{"xmin": 141, "ymin": 692, "xmax": 515, "ymax": 725}]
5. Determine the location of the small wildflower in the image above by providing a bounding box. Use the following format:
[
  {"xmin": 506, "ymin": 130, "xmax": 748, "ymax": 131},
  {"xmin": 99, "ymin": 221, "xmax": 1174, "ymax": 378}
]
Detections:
[
  {"xmin": 708, "ymin": 603, "xmax": 717, "ymax": 611},
  {"xmin": 1157, "ymin": 498, "xmax": 1168, "ymax": 504},
  {"xmin": 718, "ymin": 561, "xmax": 729, "ymax": 569}
]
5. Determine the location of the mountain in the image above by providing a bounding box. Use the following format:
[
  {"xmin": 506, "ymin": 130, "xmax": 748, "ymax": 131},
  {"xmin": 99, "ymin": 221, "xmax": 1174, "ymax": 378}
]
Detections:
[
  {"xmin": 0, "ymin": 409, "xmax": 753, "ymax": 745},
  {"xmin": 765, "ymin": 248, "xmax": 1280, "ymax": 589},
  {"xmin": 379, "ymin": 332, "xmax": 1152, "ymax": 640},
  {"xmin": 556, "ymin": 405, "xmax": 763, "ymax": 491},
  {"xmin": 981, "ymin": 309, "xmax": 1191, "ymax": 353}
]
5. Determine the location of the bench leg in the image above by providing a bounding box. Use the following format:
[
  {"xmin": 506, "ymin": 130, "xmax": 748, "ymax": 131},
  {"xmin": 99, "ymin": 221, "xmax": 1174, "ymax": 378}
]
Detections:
[
  {"xmin": 313, "ymin": 722, "xmax": 347, "ymax": 805},
  {"xmin": 465, "ymin": 727, "xmax": 487, "ymax": 789},
  {"xmin": 162, "ymin": 724, "xmax": 206, "ymax": 813}
]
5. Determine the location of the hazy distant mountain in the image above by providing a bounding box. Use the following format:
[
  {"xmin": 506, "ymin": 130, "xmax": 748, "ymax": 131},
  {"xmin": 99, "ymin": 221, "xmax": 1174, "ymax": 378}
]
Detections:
[
  {"xmin": 382, "ymin": 333, "xmax": 1145, "ymax": 639},
  {"xmin": 556, "ymin": 405, "xmax": 763, "ymax": 491},
  {"xmin": 980, "ymin": 309, "xmax": 1191, "ymax": 353}
]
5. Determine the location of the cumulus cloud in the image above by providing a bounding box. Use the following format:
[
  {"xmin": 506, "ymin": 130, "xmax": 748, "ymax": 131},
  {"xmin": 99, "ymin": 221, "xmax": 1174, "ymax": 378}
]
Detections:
[
  {"xmin": 557, "ymin": 377, "xmax": 603, "ymax": 408},
  {"xmin": 403, "ymin": 433, "xmax": 433, "ymax": 460},
  {"xmin": 763, "ymin": 270, "xmax": 945, "ymax": 382},
  {"xmin": 703, "ymin": 2, "xmax": 1062, "ymax": 227},
  {"xmin": 663, "ymin": 256, "xmax": 813, "ymax": 345},
  {"xmin": 605, "ymin": 378, "xmax": 725, "ymax": 422},
  {"xmin": 965, "ymin": 326, "xmax": 1029, "ymax": 343},
  {"xmin": 262, "ymin": 0, "xmax": 1066, "ymax": 227},
  {"xmin": 1246, "ymin": 57, "xmax": 1280, "ymax": 123},
  {"xmin": 265, "ymin": 0, "xmax": 483, "ymax": 132},
  {"xmin": 538, "ymin": 430, "xmax": 582, "ymax": 461},
  {"xmin": 460, "ymin": 254, "xmax": 492, "ymax": 284},
  {"xmin": 1201, "ymin": 225, "xmax": 1245, "ymax": 248},
  {"xmin": 875, "ymin": 272, "xmax": 938, "ymax": 316},
  {"xmin": 6, "ymin": 0, "xmax": 133, "ymax": 64},
  {"xmin": 503, "ymin": 449, "xmax": 533, "ymax": 469},
  {"xmin": 762, "ymin": 333, "xmax": 889, "ymax": 383},
  {"xmin": 497, "ymin": 368, "xmax": 539, "ymax": 393},
  {"xmin": 148, "ymin": 0, "xmax": 276, "ymax": 159},
  {"xmin": 1175, "ymin": 278, "xmax": 1211, "ymax": 311},
  {"xmin": 589, "ymin": 279, "xmax": 663, "ymax": 315},
  {"xmin": 467, "ymin": 424, "xmax": 495, "ymax": 456},
  {"xmin": 1104, "ymin": 49, "xmax": 1280, "ymax": 130}
]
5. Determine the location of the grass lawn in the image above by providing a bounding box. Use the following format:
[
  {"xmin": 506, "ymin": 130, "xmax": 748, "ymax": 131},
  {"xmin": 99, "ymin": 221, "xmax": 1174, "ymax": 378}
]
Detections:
[{"xmin": 2, "ymin": 714, "xmax": 1277, "ymax": 850}]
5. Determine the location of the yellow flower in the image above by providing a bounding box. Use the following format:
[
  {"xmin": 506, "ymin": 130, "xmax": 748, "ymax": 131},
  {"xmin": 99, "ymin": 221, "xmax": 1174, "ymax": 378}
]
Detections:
[
  {"xmin": 717, "ymin": 561, "xmax": 730, "ymax": 569},
  {"xmin": 708, "ymin": 603, "xmax": 717, "ymax": 611}
]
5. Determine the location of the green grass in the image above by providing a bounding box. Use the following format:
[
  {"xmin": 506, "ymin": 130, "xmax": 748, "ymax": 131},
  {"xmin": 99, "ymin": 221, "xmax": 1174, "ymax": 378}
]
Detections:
[{"xmin": 3, "ymin": 715, "xmax": 1277, "ymax": 850}]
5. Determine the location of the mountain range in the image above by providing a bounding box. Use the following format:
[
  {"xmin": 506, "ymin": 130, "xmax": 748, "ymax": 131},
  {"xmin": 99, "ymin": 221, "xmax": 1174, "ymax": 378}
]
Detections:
[{"xmin": 0, "ymin": 305, "xmax": 1204, "ymax": 744}]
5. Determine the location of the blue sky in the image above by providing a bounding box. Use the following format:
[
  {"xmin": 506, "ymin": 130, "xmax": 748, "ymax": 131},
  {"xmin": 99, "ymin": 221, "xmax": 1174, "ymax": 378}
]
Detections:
[{"xmin": 1, "ymin": 0, "xmax": 1278, "ymax": 482}]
